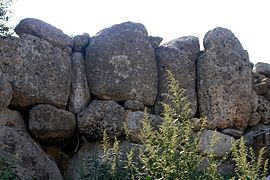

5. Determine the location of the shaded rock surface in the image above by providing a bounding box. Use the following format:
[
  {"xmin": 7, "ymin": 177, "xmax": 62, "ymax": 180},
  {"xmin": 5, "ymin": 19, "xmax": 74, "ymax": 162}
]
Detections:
[
  {"xmin": 254, "ymin": 62, "xmax": 270, "ymax": 77},
  {"xmin": 15, "ymin": 18, "xmax": 72, "ymax": 50},
  {"xmin": 29, "ymin": 104, "xmax": 76, "ymax": 142},
  {"xmin": 124, "ymin": 100, "xmax": 145, "ymax": 111},
  {"xmin": 65, "ymin": 141, "xmax": 141, "ymax": 180},
  {"xmin": 68, "ymin": 52, "xmax": 90, "ymax": 114},
  {"xmin": 197, "ymin": 27, "xmax": 254, "ymax": 130},
  {"xmin": 0, "ymin": 34, "xmax": 71, "ymax": 109},
  {"xmin": 0, "ymin": 108, "xmax": 26, "ymax": 132},
  {"xmin": 126, "ymin": 111, "xmax": 163, "ymax": 143},
  {"xmin": 85, "ymin": 22, "xmax": 158, "ymax": 106},
  {"xmin": 0, "ymin": 126, "xmax": 63, "ymax": 179},
  {"xmin": 78, "ymin": 100, "xmax": 125, "ymax": 140},
  {"xmin": 199, "ymin": 130, "xmax": 233, "ymax": 158},
  {"xmin": 0, "ymin": 78, "xmax": 12, "ymax": 109},
  {"xmin": 155, "ymin": 36, "xmax": 199, "ymax": 117},
  {"xmin": 73, "ymin": 33, "xmax": 90, "ymax": 52}
]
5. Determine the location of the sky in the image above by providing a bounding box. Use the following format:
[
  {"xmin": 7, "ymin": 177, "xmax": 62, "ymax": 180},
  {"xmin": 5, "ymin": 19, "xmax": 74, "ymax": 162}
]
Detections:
[{"xmin": 10, "ymin": 0, "xmax": 270, "ymax": 64}]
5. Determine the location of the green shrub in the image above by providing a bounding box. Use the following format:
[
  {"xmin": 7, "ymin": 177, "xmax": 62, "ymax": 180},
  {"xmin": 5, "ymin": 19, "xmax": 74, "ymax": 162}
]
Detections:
[
  {"xmin": 0, "ymin": 0, "xmax": 14, "ymax": 37},
  {"xmin": 79, "ymin": 70, "xmax": 270, "ymax": 180},
  {"xmin": 231, "ymin": 137, "xmax": 269, "ymax": 180}
]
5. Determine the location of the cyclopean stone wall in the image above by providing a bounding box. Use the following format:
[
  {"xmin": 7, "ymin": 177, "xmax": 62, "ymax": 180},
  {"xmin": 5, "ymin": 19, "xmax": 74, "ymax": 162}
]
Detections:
[{"xmin": 0, "ymin": 18, "xmax": 269, "ymax": 179}]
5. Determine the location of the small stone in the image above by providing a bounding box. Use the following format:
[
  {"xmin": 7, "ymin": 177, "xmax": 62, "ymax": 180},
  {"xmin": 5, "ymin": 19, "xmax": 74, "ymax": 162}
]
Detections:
[
  {"xmin": 126, "ymin": 111, "xmax": 163, "ymax": 143},
  {"xmin": 29, "ymin": 104, "xmax": 76, "ymax": 142},
  {"xmin": 73, "ymin": 33, "xmax": 90, "ymax": 52},
  {"xmin": 0, "ymin": 78, "xmax": 12, "ymax": 109},
  {"xmin": 148, "ymin": 36, "xmax": 163, "ymax": 49},
  {"xmin": 124, "ymin": 100, "xmax": 145, "ymax": 111},
  {"xmin": 199, "ymin": 130, "xmax": 233, "ymax": 158},
  {"xmin": 0, "ymin": 108, "xmax": 26, "ymax": 132},
  {"xmin": 262, "ymin": 78, "xmax": 270, "ymax": 88},
  {"xmin": 77, "ymin": 100, "xmax": 125, "ymax": 140},
  {"xmin": 254, "ymin": 62, "xmax": 270, "ymax": 77},
  {"xmin": 221, "ymin": 128, "xmax": 243, "ymax": 138},
  {"xmin": 253, "ymin": 82, "xmax": 267, "ymax": 95}
]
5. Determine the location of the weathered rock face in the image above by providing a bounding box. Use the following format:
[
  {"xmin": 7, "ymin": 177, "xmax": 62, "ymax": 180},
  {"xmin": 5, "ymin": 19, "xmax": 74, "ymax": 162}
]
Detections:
[
  {"xmin": 0, "ymin": 35, "xmax": 71, "ymax": 109},
  {"xmin": 155, "ymin": 36, "xmax": 199, "ymax": 117},
  {"xmin": 29, "ymin": 104, "xmax": 76, "ymax": 142},
  {"xmin": 124, "ymin": 100, "xmax": 145, "ymax": 111},
  {"xmin": 15, "ymin": 18, "xmax": 73, "ymax": 50},
  {"xmin": 73, "ymin": 33, "xmax": 90, "ymax": 52},
  {"xmin": 0, "ymin": 126, "xmax": 63, "ymax": 179},
  {"xmin": 199, "ymin": 130, "xmax": 233, "ymax": 158},
  {"xmin": 0, "ymin": 78, "xmax": 12, "ymax": 109},
  {"xmin": 0, "ymin": 108, "xmax": 26, "ymax": 132},
  {"xmin": 197, "ymin": 27, "xmax": 254, "ymax": 130},
  {"xmin": 126, "ymin": 111, "xmax": 163, "ymax": 143},
  {"xmin": 68, "ymin": 52, "xmax": 90, "ymax": 114},
  {"xmin": 85, "ymin": 22, "xmax": 158, "ymax": 106},
  {"xmin": 77, "ymin": 100, "xmax": 125, "ymax": 140},
  {"xmin": 65, "ymin": 141, "xmax": 141, "ymax": 180},
  {"xmin": 254, "ymin": 62, "xmax": 270, "ymax": 77}
]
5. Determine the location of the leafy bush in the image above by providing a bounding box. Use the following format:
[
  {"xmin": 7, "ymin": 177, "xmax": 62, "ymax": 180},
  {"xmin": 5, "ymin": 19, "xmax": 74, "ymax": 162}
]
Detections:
[
  {"xmin": 0, "ymin": 0, "xmax": 14, "ymax": 36},
  {"xmin": 79, "ymin": 71, "xmax": 269, "ymax": 180},
  {"xmin": 231, "ymin": 137, "xmax": 269, "ymax": 180}
]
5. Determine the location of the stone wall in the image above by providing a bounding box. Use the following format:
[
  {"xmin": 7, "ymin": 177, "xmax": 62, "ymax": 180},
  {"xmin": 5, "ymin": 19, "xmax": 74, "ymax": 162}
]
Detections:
[{"xmin": 0, "ymin": 18, "xmax": 269, "ymax": 179}]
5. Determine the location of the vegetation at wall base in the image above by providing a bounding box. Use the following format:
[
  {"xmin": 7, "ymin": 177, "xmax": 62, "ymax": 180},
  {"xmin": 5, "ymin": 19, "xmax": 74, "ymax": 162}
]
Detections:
[{"xmin": 79, "ymin": 71, "xmax": 269, "ymax": 180}]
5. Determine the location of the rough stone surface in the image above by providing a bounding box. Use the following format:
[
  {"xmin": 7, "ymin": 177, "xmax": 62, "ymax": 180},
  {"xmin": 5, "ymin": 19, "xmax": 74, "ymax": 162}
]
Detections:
[
  {"xmin": 254, "ymin": 62, "xmax": 270, "ymax": 77},
  {"xmin": 73, "ymin": 33, "xmax": 90, "ymax": 52},
  {"xmin": 15, "ymin": 18, "xmax": 72, "ymax": 50},
  {"xmin": 155, "ymin": 36, "xmax": 199, "ymax": 117},
  {"xmin": 148, "ymin": 36, "xmax": 163, "ymax": 49},
  {"xmin": 253, "ymin": 82, "xmax": 267, "ymax": 95},
  {"xmin": 126, "ymin": 111, "xmax": 163, "ymax": 143},
  {"xmin": 65, "ymin": 141, "xmax": 141, "ymax": 180},
  {"xmin": 124, "ymin": 100, "xmax": 145, "ymax": 111},
  {"xmin": 197, "ymin": 27, "xmax": 254, "ymax": 130},
  {"xmin": 29, "ymin": 104, "xmax": 76, "ymax": 142},
  {"xmin": 85, "ymin": 22, "xmax": 158, "ymax": 106},
  {"xmin": 252, "ymin": 97, "xmax": 270, "ymax": 124},
  {"xmin": 68, "ymin": 53, "xmax": 90, "ymax": 114},
  {"xmin": 0, "ymin": 108, "xmax": 26, "ymax": 132},
  {"xmin": 77, "ymin": 100, "xmax": 125, "ymax": 140},
  {"xmin": 221, "ymin": 128, "xmax": 243, "ymax": 138},
  {"xmin": 0, "ymin": 126, "xmax": 63, "ymax": 179},
  {"xmin": 0, "ymin": 35, "xmax": 71, "ymax": 109},
  {"xmin": 0, "ymin": 78, "xmax": 12, "ymax": 109},
  {"xmin": 199, "ymin": 130, "xmax": 233, "ymax": 158}
]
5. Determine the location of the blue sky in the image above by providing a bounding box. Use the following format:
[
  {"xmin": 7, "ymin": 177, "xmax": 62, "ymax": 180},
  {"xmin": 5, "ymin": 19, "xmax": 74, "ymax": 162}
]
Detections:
[{"xmin": 11, "ymin": 0, "xmax": 270, "ymax": 64}]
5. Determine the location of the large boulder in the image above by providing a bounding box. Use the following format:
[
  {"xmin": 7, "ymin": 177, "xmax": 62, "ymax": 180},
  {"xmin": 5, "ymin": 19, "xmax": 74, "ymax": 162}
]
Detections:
[
  {"xmin": 85, "ymin": 22, "xmax": 158, "ymax": 106},
  {"xmin": 155, "ymin": 36, "xmax": 199, "ymax": 116},
  {"xmin": 29, "ymin": 104, "xmax": 76, "ymax": 142},
  {"xmin": 68, "ymin": 53, "xmax": 91, "ymax": 114},
  {"xmin": 15, "ymin": 18, "xmax": 72, "ymax": 50},
  {"xmin": 0, "ymin": 78, "xmax": 12, "ymax": 109},
  {"xmin": 0, "ymin": 34, "xmax": 71, "ymax": 109},
  {"xmin": 0, "ymin": 126, "xmax": 63, "ymax": 179},
  {"xmin": 77, "ymin": 100, "xmax": 125, "ymax": 140},
  {"xmin": 197, "ymin": 27, "xmax": 254, "ymax": 130}
]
